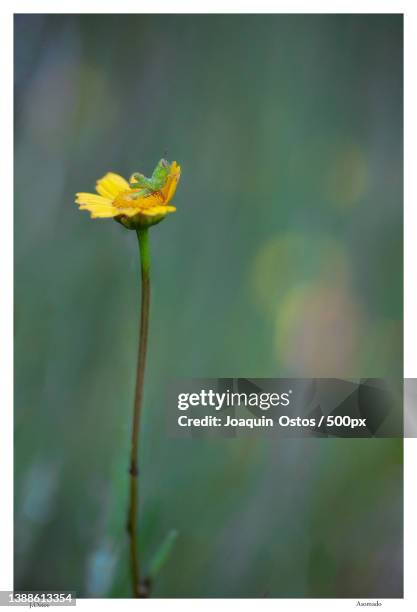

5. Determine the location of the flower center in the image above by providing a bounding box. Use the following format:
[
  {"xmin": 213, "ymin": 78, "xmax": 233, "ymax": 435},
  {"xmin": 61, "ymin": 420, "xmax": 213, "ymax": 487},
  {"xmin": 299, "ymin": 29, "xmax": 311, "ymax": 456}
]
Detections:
[
  {"xmin": 113, "ymin": 189, "xmax": 143, "ymax": 209},
  {"xmin": 113, "ymin": 189, "xmax": 165, "ymax": 211}
]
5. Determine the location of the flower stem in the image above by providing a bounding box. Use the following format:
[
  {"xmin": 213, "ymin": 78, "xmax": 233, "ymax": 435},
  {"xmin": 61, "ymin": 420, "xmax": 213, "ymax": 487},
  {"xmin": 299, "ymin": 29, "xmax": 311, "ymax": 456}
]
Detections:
[{"xmin": 127, "ymin": 228, "xmax": 151, "ymax": 598}]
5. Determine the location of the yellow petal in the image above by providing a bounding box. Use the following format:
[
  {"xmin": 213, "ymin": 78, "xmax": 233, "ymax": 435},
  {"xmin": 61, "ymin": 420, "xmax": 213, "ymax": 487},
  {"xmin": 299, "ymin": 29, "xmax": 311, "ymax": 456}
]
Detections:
[
  {"xmin": 115, "ymin": 206, "xmax": 143, "ymax": 217},
  {"xmin": 141, "ymin": 205, "xmax": 176, "ymax": 217},
  {"xmin": 96, "ymin": 173, "xmax": 130, "ymax": 199},
  {"xmin": 78, "ymin": 203, "xmax": 119, "ymax": 218},
  {"xmin": 161, "ymin": 162, "xmax": 181, "ymax": 204},
  {"xmin": 115, "ymin": 205, "xmax": 176, "ymax": 219},
  {"xmin": 76, "ymin": 193, "xmax": 113, "ymax": 206}
]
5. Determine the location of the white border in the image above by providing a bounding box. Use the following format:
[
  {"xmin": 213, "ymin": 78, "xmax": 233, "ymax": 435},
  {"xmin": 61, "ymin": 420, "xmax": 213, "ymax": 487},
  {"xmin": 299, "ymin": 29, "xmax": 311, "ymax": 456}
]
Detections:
[
  {"xmin": 4, "ymin": 1, "xmax": 408, "ymax": 14},
  {"xmin": 404, "ymin": 2, "xmax": 417, "ymax": 611},
  {"xmin": 2, "ymin": 2, "xmax": 415, "ymax": 610},
  {"xmin": 0, "ymin": 3, "xmax": 13, "ymax": 597}
]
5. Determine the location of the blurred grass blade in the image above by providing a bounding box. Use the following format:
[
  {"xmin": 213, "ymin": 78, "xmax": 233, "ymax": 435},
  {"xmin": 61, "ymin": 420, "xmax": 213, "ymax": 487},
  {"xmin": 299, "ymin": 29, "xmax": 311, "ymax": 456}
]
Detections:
[{"xmin": 148, "ymin": 530, "xmax": 178, "ymax": 580}]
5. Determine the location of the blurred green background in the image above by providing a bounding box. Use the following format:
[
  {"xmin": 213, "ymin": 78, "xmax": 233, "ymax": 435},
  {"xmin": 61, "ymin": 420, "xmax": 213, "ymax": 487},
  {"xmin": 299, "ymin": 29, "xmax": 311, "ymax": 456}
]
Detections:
[{"xmin": 14, "ymin": 14, "xmax": 403, "ymax": 598}]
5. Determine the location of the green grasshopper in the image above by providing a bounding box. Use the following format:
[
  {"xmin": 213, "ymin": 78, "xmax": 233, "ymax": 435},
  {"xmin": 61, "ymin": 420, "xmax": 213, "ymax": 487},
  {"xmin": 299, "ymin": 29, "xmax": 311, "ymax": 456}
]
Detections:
[{"xmin": 129, "ymin": 159, "xmax": 171, "ymax": 200}]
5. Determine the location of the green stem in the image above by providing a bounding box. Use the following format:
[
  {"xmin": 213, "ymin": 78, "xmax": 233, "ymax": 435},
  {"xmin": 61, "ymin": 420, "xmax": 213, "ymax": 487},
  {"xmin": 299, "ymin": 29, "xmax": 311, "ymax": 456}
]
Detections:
[{"xmin": 127, "ymin": 228, "xmax": 151, "ymax": 598}]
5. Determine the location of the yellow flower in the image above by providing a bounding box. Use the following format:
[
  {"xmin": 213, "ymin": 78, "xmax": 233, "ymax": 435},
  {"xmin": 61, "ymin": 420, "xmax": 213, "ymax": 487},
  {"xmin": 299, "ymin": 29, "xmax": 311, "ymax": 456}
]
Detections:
[{"xmin": 75, "ymin": 161, "xmax": 181, "ymax": 229}]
